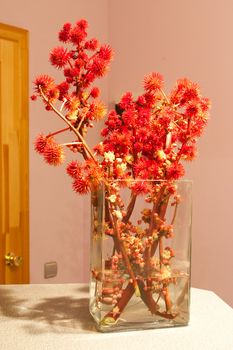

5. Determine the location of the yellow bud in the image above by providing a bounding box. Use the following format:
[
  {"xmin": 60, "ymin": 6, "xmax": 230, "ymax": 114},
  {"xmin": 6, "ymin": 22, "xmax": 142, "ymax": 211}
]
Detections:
[
  {"xmin": 101, "ymin": 317, "xmax": 117, "ymax": 326},
  {"xmin": 157, "ymin": 150, "xmax": 166, "ymax": 160}
]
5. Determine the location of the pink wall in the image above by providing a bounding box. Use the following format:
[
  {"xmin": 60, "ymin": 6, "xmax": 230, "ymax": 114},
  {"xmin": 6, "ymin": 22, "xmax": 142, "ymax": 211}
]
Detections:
[
  {"xmin": 108, "ymin": 0, "xmax": 233, "ymax": 307},
  {"xmin": 1, "ymin": 0, "xmax": 232, "ymax": 307},
  {"xmin": 0, "ymin": 0, "xmax": 109, "ymax": 283}
]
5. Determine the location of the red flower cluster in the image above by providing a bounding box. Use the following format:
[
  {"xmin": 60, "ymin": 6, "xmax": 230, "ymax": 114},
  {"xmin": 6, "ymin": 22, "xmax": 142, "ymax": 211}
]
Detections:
[
  {"xmin": 34, "ymin": 134, "xmax": 64, "ymax": 166},
  {"xmin": 32, "ymin": 19, "xmax": 113, "ymax": 130},
  {"xmin": 94, "ymin": 73, "xmax": 210, "ymax": 186},
  {"xmin": 33, "ymin": 19, "xmax": 210, "ymax": 195},
  {"xmin": 66, "ymin": 159, "xmax": 103, "ymax": 194}
]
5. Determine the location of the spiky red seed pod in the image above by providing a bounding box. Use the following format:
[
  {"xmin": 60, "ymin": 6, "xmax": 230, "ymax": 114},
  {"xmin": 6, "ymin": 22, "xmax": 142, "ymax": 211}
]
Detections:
[
  {"xmin": 89, "ymin": 57, "xmax": 107, "ymax": 77},
  {"xmin": 83, "ymin": 71, "xmax": 95, "ymax": 88},
  {"xmin": 34, "ymin": 75, "xmax": 55, "ymax": 93},
  {"xmin": 99, "ymin": 45, "xmax": 114, "ymax": 61},
  {"xmin": 200, "ymin": 97, "xmax": 211, "ymax": 112},
  {"xmin": 50, "ymin": 47, "xmax": 71, "ymax": 69},
  {"xmin": 90, "ymin": 87, "xmax": 100, "ymax": 98},
  {"xmin": 119, "ymin": 92, "xmax": 133, "ymax": 109},
  {"xmin": 166, "ymin": 162, "xmax": 185, "ymax": 180},
  {"xmin": 180, "ymin": 144, "xmax": 197, "ymax": 161},
  {"xmin": 34, "ymin": 134, "xmax": 49, "ymax": 154},
  {"xmin": 93, "ymin": 142, "xmax": 105, "ymax": 155},
  {"xmin": 88, "ymin": 100, "xmax": 106, "ymax": 120},
  {"xmin": 66, "ymin": 160, "xmax": 82, "ymax": 178},
  {"xmin": 72, "ymin": 175, "xmax": 90, "ymax": 194},
  {"xmin": 84, "ymin": 38, "xmax": 99, "ymax": 51},
  {"xmin": 57, "ymin": 81, "xmax": 69, "ymax": 99},
  {"xmin": 185, "ymin": 102, "xmax": 199, "ymax": 117},
  {"xmin": 74, "ymin": 58, "xmax": 84, "ymax": 69},
  {"xmin": 137, "ymin": 95, "xmax": 146, "ymax": 106},
  {"xmin": 59, "ymin": 22, "xmax": 71, "ymax": 42},
  {"xmin": 143, "ymin": 92, "xmax": 156, "ymax": 107},
  {"xmin": 30, "ymin": 94, "xmax": 37, "ymax": 101},
  {"xmin": 76, "ymin": 19, "xmax": 88, "ymax": 30},
  {"xmin": 144, "ymin": 72, "xmax": 164, "ymax": 93},
  {"xmin": 47, "ymin": 88, "xmax": 59, "ymax": 102},
  {"xmin": 130, "ymin": 182, "xmax": 149, "ymax": 195},
  {"xmin": 43, "ymin": 141, "xmax": 64, "ymax": 166},
  {"xmin": 85, "ymin": 158, "xmax": 104, "ymax": 188},
  {"xmin": 70, "ymin": 26, "xmax": 87, "ymax": 45}
]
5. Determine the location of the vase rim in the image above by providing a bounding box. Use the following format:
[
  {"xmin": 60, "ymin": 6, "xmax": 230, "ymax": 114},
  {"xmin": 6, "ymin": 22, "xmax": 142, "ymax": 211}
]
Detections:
[{"xmin": 101, "ymin": 179, "xmax": 193, "ymax": 183}]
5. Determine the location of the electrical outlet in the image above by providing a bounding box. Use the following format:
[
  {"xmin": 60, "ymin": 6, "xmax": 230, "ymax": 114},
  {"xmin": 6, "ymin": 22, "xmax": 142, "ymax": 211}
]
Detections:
[{"xmin": 44, "ymin": 261, "xmax": 57, "ymax": 278}]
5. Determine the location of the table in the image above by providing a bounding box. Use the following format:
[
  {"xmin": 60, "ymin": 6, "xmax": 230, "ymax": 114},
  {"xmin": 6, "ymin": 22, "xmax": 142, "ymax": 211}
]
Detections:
[{"xmin": 0, "ymin": 284, "xmax": 232, "ymax": 350}]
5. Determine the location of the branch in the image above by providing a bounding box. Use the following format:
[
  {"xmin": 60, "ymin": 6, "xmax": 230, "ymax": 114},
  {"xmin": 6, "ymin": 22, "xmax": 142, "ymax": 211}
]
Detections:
[
  {"xmin": 47, "ymin": 126, "xmax": 70, "ymax": 138},
  {"xmin": 122, "ymin": 192, "xmax": 137, "ymax": 223},
  {"xmin": 39, "ymin": 86, "xmax": 95, "ymax": 161},
  {"xmin": 101, "ymin": 283, "xmax": 135, "ymax": 325},
  {"xmin": 106, "ymin": 199, "xmax": 140, "ymax": 296}
]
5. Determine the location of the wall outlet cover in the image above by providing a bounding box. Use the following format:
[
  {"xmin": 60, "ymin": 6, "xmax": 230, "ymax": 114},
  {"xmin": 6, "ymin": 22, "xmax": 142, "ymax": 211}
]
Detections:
[{"xmin": 44, "ymin": 261, "xmax": 57, "ymax": 279}]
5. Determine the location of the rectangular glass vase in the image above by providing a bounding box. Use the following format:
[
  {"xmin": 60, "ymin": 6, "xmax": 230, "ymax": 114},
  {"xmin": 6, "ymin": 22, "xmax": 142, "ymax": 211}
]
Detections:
[{"xmin": 89, "ymin": 180, "xmax": 192, "ymax": 332}]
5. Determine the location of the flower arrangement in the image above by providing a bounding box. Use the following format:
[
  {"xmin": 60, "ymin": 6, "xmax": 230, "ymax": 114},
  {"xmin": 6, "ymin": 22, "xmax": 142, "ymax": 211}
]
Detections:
[{"xmin": 32, "ymin": 19, "xmax": 210, "ymax": 331}]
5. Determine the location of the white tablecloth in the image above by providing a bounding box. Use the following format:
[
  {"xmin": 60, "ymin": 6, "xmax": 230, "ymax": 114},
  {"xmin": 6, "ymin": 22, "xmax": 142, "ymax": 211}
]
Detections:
[{"xmin": 0, "ymin": 284, "xmax": 232, "ymax": 350}]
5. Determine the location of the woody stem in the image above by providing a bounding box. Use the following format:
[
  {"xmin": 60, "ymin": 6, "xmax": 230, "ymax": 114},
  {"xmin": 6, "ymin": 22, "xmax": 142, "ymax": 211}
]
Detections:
[
  {"xmin": 39, "ymin": 86, "xmax": 96, "ymax": 161},
  {"xmin": 47, "ymin": 126, "xmax": 70, "ymax": 138},
  {"xmin": 122, "ymin": 192, "xmax": 137, "ymax": 224},
  {"xmin": 102, "ymin": 283, "xmax": 135, "ymax": 322},
  {"xmin": 107, "ymin": 200, "xmax": 140, "ymax": 295}
]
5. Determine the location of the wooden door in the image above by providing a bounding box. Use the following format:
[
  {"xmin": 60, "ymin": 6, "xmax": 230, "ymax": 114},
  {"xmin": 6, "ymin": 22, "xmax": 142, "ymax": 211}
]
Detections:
[{"xmin": 0, "ymin": 23, "xmax": 29, "ymax": 284}]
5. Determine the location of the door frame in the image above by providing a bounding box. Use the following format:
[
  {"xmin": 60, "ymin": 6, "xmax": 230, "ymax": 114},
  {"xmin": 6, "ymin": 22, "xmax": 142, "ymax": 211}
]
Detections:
[{"xmin": 0, "ymin": 23, "xmax": 29, "ymax": 284}]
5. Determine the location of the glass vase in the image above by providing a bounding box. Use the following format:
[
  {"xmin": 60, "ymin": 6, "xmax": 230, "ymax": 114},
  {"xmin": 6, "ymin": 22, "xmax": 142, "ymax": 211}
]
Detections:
[{"xmin": 89, "ymin": 179, "xmax": 192, "ymax": 332}]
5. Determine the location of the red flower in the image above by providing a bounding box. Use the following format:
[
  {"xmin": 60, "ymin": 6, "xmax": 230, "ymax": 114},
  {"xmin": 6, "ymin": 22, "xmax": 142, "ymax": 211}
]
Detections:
[
  {"xmin": 143, "ymin": 92, "xmax": 156, "ymax": 107},
  {"xmin": 34, "ymin": 134, "xmax": 49, "ymax": 154},
  {"xmin": 99, "ymin": 45, "xmax": 114, "ymax": 61},
  {"xmin": 72, "ymin": 175, "xmax": 90, "ymax": 194},
  {"xmin": 130, "ymin": 181, "xmax": 149, "ymax": 195},
  {"xmin": 84, "ymin": 38, "xmax": 99, "ymax": 51},
  {"xmin": 185, "ymin": 102, "xmax": 199, "ymax": 117},
  {"xmin": 57, "ymin": 81, "xmax": 69, "ymax": 99},
  {"xmin": 85, "ymin": 159, "xmax": 104, "ymax": 188},
  {"xmin": 180, "ymin": 144, "xmax": 197, "ymax": 161},
  {"xmin": 30, "ymin": 94, "xmax": 37, "ymax": 101},
  {"xmin": 166, "ymin": 162, "xmax": 185, "ymax": 180},
  {"xmin": 70, "ymin": 26, "xmax": 87, "ymax": 45},
  {"xmin": 76, "ymin": 19, "xmax": 88, "ymax": 30},
  {"xmin": 144, "ymin": 72, "xmax": 164, "ymax": 93},
  {"xmin": 47, "ymin": 87, "xmax": 59, "ymax": 103},
  {"xmin": 33, "ymin": 19, "xmax": 210, "ymax": 197},
  {"xmin": 200, "ymin": 97, "xmax": 211, "ymax": 113},
  {"xmin": 122, "ymin": 109, "xmax": 137, "ymax": 127},
  {"xmin": 93, "ymin": 142, "xmax": 105, "ymax": 155},
  {"xmin": 90, "ymin": 87, "xmax": 100, "ymax": 98},
  {"xmin": 137, "ymin": 95, "xmax": 146, "ymax": 106},
  {"xmin": 43, "ymin": 140, "xmax": 64, "ymax": 166},
  {"xmin": 50, "ymin": 47, "xmax": 71, "ymax": 68},
  {"xmin": 59, "ymin": 22, "xmax": 71, "ymax": 42},
  {"xmin": 87, "ymin": 100, "xmax": 106, "ymax": 120},
  {"xmin": 73, "ymin": 58, "xmax": 83, "ymax": 70},
  {"xmin": 105, "ymin": 110, "xmax": 122, "ymax": 131},
  {"xmin": 66, "ymin": 160, "xmax": 82, "ymax": 178},
  {"xmin": 34, "ymin": 75, "xmax": 55, "ymax": 93},
  {"xmin": 119, "ymin": 92, "xmax": 134, "ymax": 110},
  {"xmin": 65, "ymin": 95, "xmax": 80, "ymax": 113},
  {"xmin": 170, "ymin": 78, "xmax": 200, "ymax": 106},
  {"xmin": 77, "ymin": 51, "xmax": 88, "ymax": 62},
  {"xmin": 89, "ymin": 57, "xmax": 108, "ymax": 77},
  {"xmin": 133, "ymin": 159, "xmax": 158, "ymax": 179},
  {"xmin": 83, "ymin": 71, "xmax": 95, "ymax": 88}
]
